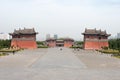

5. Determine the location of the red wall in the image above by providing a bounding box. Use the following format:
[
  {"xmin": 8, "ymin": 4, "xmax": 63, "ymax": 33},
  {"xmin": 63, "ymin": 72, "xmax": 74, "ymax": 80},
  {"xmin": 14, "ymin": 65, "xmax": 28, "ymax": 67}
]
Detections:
[
  {"xmin": 64, "ymin": 42, "xmax": 73, "ymax": 47},
  {"xmin": 47, "ymin": 41, "xmax": 56, "ymax": 47},
  {"xmin": 11, "ymin": 40, "xmax": 37, "ymax": 49},
  {"xmin": 47, "ymin": 41, "xmax": 73, "ymax": 47},
  {"xmin": 84, "ymin": 41, "xmax": 109, "ymax": 50}
]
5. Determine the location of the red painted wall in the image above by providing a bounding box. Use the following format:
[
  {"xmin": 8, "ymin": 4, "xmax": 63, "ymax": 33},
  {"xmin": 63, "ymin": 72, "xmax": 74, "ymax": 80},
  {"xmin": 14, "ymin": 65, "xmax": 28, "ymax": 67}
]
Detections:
[
  {"xmin": 64, "ymin": 42, "xmax": 73, "ymax": 47},
  {"xmin": 47, "ymin": 41, "xmax": 56, "ymax": 47},
  {"xmin": 47, "ymin": 41, "xmax": 73, "ymax": 47},
  {"xmin": 11, "ymin": 40, "xmax": 37, "ymax": 49},
  {"xmin": 84, "ymin": 41, "xmax": 109, "ymax": 50}
]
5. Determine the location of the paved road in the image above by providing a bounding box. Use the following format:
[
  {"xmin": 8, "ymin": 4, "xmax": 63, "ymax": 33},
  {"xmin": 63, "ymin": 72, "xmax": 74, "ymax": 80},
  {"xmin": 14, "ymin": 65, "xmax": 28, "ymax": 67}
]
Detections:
[{"xmin": 0, "ymin": 48, "xmax": 120, "ymax": 80}]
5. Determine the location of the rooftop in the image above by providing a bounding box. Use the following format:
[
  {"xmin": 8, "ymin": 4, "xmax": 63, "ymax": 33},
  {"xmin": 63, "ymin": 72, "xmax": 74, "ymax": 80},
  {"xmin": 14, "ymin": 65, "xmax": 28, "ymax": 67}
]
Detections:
[
  {"xmin": 82, "ymin": 28, "xmax": 111, "ymax": 36},
  {"xmin": 9, "ymin": 28, "xmax": 38, "ymax": 35},
  {"xmin": 46, "ymin": 38, "xmax": 74, "ymax": 41}
]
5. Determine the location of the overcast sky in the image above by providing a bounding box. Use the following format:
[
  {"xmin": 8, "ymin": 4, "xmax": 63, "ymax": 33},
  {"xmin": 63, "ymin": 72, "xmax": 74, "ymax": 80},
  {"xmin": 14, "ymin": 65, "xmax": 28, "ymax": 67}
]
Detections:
[{"xmin": 0, "ymin": 0, "xmax": 120, "ymax": 40}]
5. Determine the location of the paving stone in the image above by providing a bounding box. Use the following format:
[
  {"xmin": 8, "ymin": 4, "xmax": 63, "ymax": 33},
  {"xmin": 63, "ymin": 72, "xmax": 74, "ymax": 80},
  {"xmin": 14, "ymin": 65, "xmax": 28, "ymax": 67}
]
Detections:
[{"xmin": 0, "ymin": 48, "xmax": 120, "ymax": 80}]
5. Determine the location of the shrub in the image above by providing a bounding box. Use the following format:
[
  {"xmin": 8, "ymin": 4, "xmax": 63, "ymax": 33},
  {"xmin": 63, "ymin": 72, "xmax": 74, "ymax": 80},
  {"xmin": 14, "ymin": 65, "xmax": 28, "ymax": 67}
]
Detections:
[
  {"xmin": 37, "ymin": 46, "xmax": 48, "ymax": 48},
  {"xmin": 70, "ymin": 46, "xmax": 83, "ymax": 49},
  {"xmin": 0, "ymin": 52, "xmax": 9, "ymax": 56},
  {"xmin": 98, "ymin": 49, "xmax": 119, "ymax": 54}
]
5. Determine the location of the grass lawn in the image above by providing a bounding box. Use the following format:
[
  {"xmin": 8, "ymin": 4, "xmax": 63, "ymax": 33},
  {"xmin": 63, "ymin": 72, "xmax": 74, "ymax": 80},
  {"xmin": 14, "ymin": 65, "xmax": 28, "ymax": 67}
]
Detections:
[
  {"xmin": 98, "ymin": 49, "xmax": 120, "ymax": 59},
  {"xmin": 0, "ymin": 48, "xmax": 22, "ymax": 53}
]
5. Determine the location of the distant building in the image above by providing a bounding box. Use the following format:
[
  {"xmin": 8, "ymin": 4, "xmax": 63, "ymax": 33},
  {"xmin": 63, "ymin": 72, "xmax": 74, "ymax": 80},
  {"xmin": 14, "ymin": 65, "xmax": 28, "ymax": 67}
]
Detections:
[
  {"xmin": 46, "ymin": 34, "xmax": 50, "ymax": 40},
  {"xmin": 0, "ymin": 33, "xmax": 10, "ymax": 40},
  {"xmin": 46, "ymin": 38, "xmax": 74, "ymax": 47},
  {"xmin": 54, "ymin": 34, "xmax": 58, "ymax": 39},
  {"xmin": 117, "ymin": 33, "xmax": 120, "ymax": 39},
  {"xmin": 82, "ymin": 28, "xmax": 111, "ymax": 50},
  {"xmin": 9, "ymin": 28, "xmax": 38, "ymax": 49}
]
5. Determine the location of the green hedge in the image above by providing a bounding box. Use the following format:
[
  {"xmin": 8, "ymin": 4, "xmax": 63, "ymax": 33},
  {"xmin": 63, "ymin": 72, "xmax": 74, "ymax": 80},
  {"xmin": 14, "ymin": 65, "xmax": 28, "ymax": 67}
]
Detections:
[
  {"xmin": 0, "ymin": 49, "xmax": 21, "ymax": 53},
  {"xmin": 37, "ymin": 46, "xmax": 48, "ymax": 48},
  {"xmin": 98, "ymin": 49, "xmax": 120, "ymax": 58},
  {"xmin": 70, "ymin": 46, "xmax": 83, "ymax": 49},
  {"xmin": 98, "ymin": 49, "xmax": 119, "ymax": 54},
  {"xmin": 100, "ymin": 50, "xmax": 119, "ymax": 54},
  {"xmin": 0, "ymin": 52, "xmax": 9, "ymax": 56}
]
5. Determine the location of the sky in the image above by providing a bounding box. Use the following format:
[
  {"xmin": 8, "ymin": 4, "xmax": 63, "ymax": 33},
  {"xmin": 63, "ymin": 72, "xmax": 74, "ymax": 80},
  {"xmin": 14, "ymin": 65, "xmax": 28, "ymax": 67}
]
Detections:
[{"xmin": 0, "ymin": 0, "xmax": 120, "ymax": 41}]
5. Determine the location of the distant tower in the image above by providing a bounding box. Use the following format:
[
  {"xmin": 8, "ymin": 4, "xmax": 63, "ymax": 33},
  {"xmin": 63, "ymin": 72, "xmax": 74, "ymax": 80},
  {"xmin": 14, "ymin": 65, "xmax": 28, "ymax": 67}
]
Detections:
[
  {"xmin": 54, "ymin": 34, "xmax": 58, "ymax": 39},
  {"xmin": 9, "ymin": 28, "xmax": 38, "ymax": 49},
  {"xmin": 46, "ymin": 34, "xmax": 50, "ymax": 40},
  {"xmin": 117, "ymin": 33, "xmax": 120, "ymax": 39},
  {"xmin": 82, "ymin": 28, "xmax": 111, "ymax": 50}
]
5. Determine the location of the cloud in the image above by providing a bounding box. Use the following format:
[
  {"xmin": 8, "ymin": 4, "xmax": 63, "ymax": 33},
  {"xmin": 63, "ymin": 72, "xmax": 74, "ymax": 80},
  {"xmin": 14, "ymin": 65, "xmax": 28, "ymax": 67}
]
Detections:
[
  {"xmin": 0, "ymin": 0, "xmax": 120, "ymax": 40},
  {"xmin": 92, "ymin": 0, "xmax": 120, "ymax": 7},
  {"xmin": 55, "ymin": 0, "xmax": 120, "ymax": 7}
]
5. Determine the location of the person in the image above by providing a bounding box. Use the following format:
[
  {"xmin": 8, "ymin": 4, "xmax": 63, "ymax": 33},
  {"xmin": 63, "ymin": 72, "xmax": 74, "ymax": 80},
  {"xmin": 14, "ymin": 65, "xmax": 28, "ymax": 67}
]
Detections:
[
  {"xmin": 60, "ymin": 48, "xmax": 62, "ymax": 51},
  {"xmin": 13, "ymin": 51, "xmax": 15, "ymax": 55}
]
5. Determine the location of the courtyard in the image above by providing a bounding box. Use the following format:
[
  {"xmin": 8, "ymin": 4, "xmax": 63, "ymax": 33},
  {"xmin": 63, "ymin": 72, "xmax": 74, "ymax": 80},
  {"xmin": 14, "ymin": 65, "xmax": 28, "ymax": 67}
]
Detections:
[{"xmin": 0, "ymin": 48, "xmax": 120, "ymax": 80}]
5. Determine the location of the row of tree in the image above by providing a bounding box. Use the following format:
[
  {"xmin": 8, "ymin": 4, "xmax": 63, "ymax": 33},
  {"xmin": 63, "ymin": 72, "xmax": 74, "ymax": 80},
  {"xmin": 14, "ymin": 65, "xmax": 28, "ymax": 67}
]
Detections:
[
  {"xmin": 0, "ymin": 39, "xmax": 120, "ymax": 50},
  {"xmin": 0, "ymin": 40, "xmax": 11, "ymax": 49},
  {"xmin": 109, "ymin": 39, "xmax": 120, "ymax": 51}
]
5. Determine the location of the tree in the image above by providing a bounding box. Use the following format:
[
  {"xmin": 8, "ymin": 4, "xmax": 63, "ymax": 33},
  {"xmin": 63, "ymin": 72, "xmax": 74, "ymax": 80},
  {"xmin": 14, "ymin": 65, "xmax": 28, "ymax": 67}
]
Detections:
[
  {"xmin": 109, "ymin": 39, "xmax": 120, "ymax": 52},
  {"xmin": 0, "ymin": 40, "xmax": 11, "ymax": 49}
]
